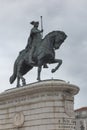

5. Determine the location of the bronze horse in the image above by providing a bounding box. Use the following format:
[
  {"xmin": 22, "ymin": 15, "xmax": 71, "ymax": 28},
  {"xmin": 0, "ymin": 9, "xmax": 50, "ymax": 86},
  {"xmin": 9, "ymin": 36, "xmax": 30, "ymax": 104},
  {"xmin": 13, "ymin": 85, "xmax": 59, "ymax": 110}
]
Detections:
[{"xmin": 9, "ymin": 31, "xmax": 67, "ymax": 87}]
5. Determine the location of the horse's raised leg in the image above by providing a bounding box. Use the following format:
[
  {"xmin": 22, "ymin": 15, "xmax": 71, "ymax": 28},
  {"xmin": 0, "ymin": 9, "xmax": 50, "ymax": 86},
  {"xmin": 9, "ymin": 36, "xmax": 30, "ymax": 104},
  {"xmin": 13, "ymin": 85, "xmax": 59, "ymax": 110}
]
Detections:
[{"xmin": 51, "ymin": 59, "xmax": 62, "ymax": 73}]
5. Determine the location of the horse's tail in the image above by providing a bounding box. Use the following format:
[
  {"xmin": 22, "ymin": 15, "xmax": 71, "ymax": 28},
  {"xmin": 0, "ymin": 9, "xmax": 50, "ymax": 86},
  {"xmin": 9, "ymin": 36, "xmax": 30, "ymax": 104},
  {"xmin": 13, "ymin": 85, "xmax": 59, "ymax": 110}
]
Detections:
[
  {"xmin": 9, "ymin": 60, "xmax": 17, "ymax": 84},
  {"xmin": 9, "ymin": 74, "xmax": 16, "ymax": 84}
]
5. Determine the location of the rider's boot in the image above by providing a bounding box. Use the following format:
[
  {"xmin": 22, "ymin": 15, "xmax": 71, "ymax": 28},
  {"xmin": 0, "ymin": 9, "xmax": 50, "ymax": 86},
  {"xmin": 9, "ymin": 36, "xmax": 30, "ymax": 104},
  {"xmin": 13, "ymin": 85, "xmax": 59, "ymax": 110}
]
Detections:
[
  {"xmin": 29, "ymin": 55, "xmax": 35, "ymax": 65},
  {"xmin": 43, "ymin": 64, "xmax": 48, "ymax": 68}
]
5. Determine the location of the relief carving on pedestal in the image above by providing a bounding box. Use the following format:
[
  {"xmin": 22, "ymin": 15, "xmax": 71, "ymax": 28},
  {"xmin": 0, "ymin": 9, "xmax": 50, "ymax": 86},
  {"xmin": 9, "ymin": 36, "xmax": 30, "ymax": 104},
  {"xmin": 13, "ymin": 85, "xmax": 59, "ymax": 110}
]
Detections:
[
  {"xmin": 64, "ymin": 100, "xmax": 75, "ymax": 117},
  {"xmin": 62, "ymin": 92, "xmax": 74, "ymax": 117},
  {"xmin": 13, "ymin": 112, "xmax": 24, "ymax": 128}
]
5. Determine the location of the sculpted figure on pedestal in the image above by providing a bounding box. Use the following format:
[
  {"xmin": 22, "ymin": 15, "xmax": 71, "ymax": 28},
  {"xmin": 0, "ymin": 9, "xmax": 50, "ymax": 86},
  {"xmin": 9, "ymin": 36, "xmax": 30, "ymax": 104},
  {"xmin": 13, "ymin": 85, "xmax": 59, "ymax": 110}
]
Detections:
[{"xmin": 9, "ymin": 18, "xmax": 67, "ymax": 87}]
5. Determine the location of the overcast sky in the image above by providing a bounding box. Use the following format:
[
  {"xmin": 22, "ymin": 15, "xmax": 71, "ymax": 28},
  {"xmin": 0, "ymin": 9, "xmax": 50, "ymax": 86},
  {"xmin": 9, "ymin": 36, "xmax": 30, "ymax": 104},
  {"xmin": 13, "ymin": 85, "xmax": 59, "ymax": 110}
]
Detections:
[{"xmin": 0, "ymin": 0, "xmax": 87, "ymax": 109}]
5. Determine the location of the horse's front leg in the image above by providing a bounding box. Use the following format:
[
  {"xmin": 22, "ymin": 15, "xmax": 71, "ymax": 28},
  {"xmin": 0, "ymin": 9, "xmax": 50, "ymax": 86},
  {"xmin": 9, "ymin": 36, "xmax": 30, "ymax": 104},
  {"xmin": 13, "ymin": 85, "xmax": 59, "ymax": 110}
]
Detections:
[
  {"xmin": 51, "ymin": 59, "xmax": 62, "ymax": 73},
  {"xmin": 37, "ymin": 61, "xmax": 42, "ymax": 81}
]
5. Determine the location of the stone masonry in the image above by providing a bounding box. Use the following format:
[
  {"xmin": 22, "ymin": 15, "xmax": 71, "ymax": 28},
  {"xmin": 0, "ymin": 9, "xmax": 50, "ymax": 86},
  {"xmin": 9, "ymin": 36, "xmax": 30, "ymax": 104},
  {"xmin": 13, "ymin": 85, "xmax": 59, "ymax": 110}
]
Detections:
[{"xmin": 0, "ymin": 79, "xmax": 79, "ymax": 130}]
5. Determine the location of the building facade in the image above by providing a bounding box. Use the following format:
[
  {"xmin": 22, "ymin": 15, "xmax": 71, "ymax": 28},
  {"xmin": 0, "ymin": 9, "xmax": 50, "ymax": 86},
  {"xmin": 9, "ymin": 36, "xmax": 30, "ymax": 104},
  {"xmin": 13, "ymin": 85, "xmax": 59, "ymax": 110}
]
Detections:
[{"xmin": 75, "ymin": 107, "xmax": 87, "ymax": 130}]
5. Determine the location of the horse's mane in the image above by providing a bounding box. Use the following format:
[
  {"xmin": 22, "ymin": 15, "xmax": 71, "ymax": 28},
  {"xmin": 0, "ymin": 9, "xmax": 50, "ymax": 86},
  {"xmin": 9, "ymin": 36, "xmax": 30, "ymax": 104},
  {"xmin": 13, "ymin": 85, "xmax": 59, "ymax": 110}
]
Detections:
[
  {"xmin": 43, "ymin": 30, "xmax": 65, "ymax": 40},
  {"xmin": 43, "ymin": 31, "xmax": 56, "ymax": 40}
]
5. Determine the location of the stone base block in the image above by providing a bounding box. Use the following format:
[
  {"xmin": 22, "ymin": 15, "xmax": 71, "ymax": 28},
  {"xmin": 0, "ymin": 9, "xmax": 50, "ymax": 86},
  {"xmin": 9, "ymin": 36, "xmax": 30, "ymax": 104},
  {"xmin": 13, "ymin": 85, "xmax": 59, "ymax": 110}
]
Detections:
[{"xmin": 0, "ymin": 79, "xmax": 79, "ymax": 130}]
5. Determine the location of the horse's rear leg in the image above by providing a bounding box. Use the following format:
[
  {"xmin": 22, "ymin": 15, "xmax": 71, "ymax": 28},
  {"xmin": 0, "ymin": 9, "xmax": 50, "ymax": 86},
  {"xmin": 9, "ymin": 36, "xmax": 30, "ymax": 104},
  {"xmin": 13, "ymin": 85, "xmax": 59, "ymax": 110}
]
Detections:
[
  {"xmin": 17, "ymin": 72, "xmax": 26, "ymax": 87},
  {"xmin": 51, "ymin": 59, "xmax": 62, "ymax": 73},
  {"xmin": 21, "ymin": 76, "xmax": 26, "ymax": 86},
  {"xmin": 16, "ymin": 76, "xmax": 21, "ymax": 88},
  {"xmin": 17, "ymin": 60, "xmax": 26, "ymax": 87}
]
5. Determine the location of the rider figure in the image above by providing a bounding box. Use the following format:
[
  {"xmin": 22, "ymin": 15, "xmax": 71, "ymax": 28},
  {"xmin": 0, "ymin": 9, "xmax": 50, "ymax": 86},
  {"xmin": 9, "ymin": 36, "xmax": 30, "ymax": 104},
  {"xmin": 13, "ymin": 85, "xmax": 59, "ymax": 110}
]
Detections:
[
  {"xmin": 24, "ymin": 20, "xmax": 48, "ymax": 68},
  {"xmin": 29, "ymin": 21, "xmax": 43, "ymax": 64}
]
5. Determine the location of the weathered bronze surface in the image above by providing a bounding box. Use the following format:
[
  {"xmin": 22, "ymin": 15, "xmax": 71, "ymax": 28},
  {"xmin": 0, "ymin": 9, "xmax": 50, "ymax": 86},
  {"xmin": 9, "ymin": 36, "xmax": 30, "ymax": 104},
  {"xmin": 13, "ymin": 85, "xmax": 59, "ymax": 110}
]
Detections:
[{"xmin": 9, "ymin": 21, "xmax": 67, "ymax": 87}]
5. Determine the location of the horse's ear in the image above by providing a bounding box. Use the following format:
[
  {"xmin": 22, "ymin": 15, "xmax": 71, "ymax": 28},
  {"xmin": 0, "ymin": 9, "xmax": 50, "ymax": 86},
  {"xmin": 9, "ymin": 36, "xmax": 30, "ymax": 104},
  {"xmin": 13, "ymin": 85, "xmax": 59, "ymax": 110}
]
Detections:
[{"xmin": 65, "ymin": 34, "xmax": 67, "ymax": 38}]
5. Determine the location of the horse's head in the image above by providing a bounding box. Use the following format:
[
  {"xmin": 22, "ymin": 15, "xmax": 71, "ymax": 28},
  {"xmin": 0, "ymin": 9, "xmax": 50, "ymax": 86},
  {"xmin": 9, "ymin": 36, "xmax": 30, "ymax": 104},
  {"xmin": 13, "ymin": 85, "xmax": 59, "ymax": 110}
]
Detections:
[{"xmin": 53, "ymin": 31, "xmax": 67, "ymax": 49}]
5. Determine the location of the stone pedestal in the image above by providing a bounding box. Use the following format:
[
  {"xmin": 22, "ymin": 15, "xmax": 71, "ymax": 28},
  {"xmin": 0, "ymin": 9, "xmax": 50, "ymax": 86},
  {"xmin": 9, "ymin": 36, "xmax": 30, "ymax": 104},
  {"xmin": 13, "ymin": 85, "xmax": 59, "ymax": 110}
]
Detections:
[{"xmin": 0, "ymin": 79, "xmax": 79, "ymax": 130}]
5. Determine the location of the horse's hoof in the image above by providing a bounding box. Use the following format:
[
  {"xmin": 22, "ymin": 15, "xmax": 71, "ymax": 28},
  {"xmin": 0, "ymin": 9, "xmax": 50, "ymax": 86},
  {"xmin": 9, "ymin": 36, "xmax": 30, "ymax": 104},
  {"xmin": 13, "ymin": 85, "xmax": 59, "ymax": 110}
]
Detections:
[
  {"xmin": 22, "ymin": 79, "xmax": 26, "ymax": 86},
  {"xmin": 22, "ymin": 81, "xmax": 26, "ymax": 85},
  {"xmin": 37, "ymin": 77, "xmax": 41, "ymax": 81},
  {"xmin": 16, "ymin": 84, "xmax": 21, "ymax": 88},
  {"xmin": 23, "ymin": 83, "xmax": 26, "ymax": 86},
  {"xmin": 51, "ymin": 69, "xmax": 56, "ymax": 73}
]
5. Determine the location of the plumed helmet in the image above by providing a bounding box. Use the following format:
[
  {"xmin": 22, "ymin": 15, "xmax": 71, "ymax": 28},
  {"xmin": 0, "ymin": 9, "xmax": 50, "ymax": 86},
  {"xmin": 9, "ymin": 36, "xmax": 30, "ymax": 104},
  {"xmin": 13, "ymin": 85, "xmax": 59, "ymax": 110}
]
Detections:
[{"xmin": 30, "ymin": 21, "xmax": 39, "ymax": 26}]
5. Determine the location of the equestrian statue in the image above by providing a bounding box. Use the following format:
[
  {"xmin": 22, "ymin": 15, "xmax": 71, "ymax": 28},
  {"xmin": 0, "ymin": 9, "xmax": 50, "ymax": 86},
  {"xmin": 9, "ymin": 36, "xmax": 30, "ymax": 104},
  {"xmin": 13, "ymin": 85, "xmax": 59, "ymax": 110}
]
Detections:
[{"xmin": 9, "ymin": 17, "xmax": 67, "ymax": 87}]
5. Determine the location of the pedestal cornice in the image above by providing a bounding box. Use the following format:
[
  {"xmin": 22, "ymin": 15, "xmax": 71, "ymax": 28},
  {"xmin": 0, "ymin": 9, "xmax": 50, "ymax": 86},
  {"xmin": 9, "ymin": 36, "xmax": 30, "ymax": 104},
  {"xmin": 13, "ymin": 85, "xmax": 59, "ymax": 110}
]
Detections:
[{"xmin": 0, "ymin": 79, "xmax": 79, "ymax": 101}]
